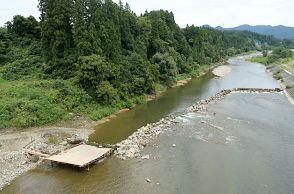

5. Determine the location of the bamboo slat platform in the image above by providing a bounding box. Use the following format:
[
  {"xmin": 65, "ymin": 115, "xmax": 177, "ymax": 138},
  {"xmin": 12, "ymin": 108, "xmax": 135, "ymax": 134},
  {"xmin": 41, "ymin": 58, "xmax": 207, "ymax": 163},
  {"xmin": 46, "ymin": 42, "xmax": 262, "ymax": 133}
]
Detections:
[{"xmin": 45, "ymin": 145, "xmax": 112, "ymax": 168}]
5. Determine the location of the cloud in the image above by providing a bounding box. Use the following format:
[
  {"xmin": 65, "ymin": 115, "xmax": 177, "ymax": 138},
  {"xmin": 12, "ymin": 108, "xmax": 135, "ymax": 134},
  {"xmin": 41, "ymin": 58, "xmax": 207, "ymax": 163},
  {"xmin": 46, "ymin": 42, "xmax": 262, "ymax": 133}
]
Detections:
[
  {"xmin": 0, "ymin": 0, "xmax": 39, "ymax": 26},
  {"xmin": 1, "ymin": 0, "xmax": 293, "ymax": 27},
  {"xmin": 114, "ymin": 0, "xmax": 294, "ymax": 27}
]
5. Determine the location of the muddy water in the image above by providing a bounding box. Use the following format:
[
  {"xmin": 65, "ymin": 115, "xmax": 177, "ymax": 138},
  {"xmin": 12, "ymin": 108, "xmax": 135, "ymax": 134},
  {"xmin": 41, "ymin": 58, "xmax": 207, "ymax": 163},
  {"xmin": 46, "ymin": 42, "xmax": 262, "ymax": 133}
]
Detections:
[{"xmin": 3, "ymin": 54, "xmax": 294, "ymax": 194}]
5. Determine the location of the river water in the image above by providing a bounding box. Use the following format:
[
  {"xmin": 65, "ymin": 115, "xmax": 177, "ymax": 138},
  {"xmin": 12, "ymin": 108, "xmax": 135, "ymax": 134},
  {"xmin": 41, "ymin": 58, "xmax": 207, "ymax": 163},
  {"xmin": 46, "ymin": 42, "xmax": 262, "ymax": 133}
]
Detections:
[{"xmin": 2, "ymin": 55, "xmax": 294, "ymax": 194}]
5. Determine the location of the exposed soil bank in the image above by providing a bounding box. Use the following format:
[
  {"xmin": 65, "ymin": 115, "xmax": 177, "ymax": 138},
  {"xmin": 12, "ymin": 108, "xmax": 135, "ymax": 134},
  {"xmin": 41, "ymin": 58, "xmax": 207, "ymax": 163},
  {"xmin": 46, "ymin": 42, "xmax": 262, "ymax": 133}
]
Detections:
[{"xmin": 115, "ymin": 88, "xmax": 282, "ymax": 160}]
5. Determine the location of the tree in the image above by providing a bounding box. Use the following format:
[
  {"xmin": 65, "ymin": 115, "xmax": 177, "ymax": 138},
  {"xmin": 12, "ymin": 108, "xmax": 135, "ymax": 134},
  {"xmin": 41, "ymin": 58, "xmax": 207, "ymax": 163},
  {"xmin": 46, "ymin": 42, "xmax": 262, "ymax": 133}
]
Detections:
[
  {"xmin": 151, "ymin": 52, "xmax": 178, "ymax": 87},
  {"xmin": 76, "ymin": 54, "xmax": 116, "ymax": 95},
  {"xmin": 95, "ymin": 81, "xmax": 119, "ymax": 105},
  {"xmin": 73, "ymin": 0, "xmax": 101, "ymax": 56},
  {"xmin": 0, "ymin": 29, "xmax": 11, "ymax": 65},
  {"xmin": 262, "ymin": 50, "xmax": 268, "ymax": 57},
  {"xmin": 118, "ymin": 53, "xmax": 156, "ymax": 96},
  {"xmin": 6, "ymin": 15, "xmax": 40, "ymax": 38},
  {"xmin": 39, "ymin": 0, "xmax": 74, "ymax": 76}
]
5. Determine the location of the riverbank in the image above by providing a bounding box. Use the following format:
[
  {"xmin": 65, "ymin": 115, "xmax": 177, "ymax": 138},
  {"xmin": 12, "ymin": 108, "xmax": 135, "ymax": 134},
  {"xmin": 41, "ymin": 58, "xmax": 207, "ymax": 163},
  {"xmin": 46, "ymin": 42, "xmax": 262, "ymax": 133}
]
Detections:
[
  {"xmin": 115, "ymin": 88, "xmax": 282, "ymax": 160},
  {"xmin": 250, "ymin": 53, "xmax": 294, "ymax": 105},
  {"xmin": 0, "ymin": 123, "xmax": 93, "ymax": 190},
  {"xmin": 266, "ymin": 65, "xmax": 294, "ymax": 106},
  {"xmin": 147, "ymin": 60, "xmax": 226, "ymax": 100},
  {"xmin": 0, "ymin": 58, "xmax": 226, "ymax": 191}
]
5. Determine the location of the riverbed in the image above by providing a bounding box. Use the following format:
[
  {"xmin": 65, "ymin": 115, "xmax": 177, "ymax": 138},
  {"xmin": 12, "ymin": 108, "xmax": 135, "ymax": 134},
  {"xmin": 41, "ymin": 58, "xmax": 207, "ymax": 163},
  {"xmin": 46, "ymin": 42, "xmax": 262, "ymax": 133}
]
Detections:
[{"xmin": 2, "ymin": 54, "xmax": 294, "ymax": 194}]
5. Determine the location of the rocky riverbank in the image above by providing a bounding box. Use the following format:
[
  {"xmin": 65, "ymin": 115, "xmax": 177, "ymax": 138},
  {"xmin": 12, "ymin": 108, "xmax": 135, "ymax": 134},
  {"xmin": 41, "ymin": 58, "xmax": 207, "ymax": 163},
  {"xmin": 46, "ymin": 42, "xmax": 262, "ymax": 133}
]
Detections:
[
  {"xmin": 0, "ymin": 127, "xmax": 92, "ymax": 191},
  {"xmin": 114, "ymin": 87, "xmax": 282, "ymax": 160}
]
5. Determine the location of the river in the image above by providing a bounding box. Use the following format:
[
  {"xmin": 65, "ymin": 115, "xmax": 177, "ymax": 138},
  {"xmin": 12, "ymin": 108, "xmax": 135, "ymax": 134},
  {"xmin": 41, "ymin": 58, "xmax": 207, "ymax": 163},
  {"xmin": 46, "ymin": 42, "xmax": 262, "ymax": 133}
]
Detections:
[{"xmin": 2, "ymin": 54, "xmax": 294, "ymax": 194}]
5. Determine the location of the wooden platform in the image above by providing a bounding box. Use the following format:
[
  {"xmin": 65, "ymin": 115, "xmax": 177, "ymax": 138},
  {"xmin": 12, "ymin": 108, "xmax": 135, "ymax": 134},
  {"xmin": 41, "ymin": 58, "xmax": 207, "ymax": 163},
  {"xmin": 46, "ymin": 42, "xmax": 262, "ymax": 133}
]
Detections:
[{"xmin": 45, "ymin": 145, "xmax": 112, "ymax": 168}]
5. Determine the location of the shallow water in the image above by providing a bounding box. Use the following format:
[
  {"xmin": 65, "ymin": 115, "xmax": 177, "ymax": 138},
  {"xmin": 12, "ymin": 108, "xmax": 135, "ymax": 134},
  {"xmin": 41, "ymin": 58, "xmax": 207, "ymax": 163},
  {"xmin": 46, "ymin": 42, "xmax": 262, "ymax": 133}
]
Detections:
[
  {"xmin": 89, "ymin": 55, "xmax": 279, "ymax": 145},
  {"xmin": 2, "ymin": 55, "xmax": 293, "ymax": 194}
]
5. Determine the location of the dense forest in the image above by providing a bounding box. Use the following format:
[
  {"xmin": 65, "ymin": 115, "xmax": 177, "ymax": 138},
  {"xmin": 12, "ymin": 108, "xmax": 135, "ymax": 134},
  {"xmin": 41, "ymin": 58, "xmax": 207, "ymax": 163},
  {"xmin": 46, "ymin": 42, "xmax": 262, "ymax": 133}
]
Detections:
[{"xmin": 0, "ymin": 0, "xmax": 287, "ymax": 128}]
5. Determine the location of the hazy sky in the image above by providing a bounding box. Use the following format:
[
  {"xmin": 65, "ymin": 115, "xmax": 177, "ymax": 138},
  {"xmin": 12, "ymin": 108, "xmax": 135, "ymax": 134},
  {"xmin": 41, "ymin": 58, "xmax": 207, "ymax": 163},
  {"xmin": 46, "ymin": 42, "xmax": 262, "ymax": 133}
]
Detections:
[{"xmin": 1, "ymin": 0, "xmax": 293, "ymax": 27}]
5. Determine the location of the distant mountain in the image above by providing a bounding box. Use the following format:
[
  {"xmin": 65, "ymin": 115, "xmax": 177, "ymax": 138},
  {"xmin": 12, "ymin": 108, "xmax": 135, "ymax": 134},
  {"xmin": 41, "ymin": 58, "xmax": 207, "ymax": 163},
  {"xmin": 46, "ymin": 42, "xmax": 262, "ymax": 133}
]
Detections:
[{"xmin": 215, "ymin": 25, "xmax": 294, "ymax": 39}]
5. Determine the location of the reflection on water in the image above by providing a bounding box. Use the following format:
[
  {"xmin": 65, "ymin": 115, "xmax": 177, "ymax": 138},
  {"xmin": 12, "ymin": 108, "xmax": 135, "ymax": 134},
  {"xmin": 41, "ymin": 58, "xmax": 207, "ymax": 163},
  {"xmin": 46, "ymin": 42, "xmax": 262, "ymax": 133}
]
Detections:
[{"xmin": 2, "ymin": 55, "xmax": 293, "ymax": 194}]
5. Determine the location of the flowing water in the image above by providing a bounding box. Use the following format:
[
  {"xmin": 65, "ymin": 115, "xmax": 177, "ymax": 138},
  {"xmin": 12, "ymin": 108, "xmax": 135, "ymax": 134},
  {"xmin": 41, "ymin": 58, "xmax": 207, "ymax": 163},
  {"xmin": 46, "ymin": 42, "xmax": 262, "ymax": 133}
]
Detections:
[{"xmin": 2, "ymin": 54, "xmax": 294, "ymax": 194}]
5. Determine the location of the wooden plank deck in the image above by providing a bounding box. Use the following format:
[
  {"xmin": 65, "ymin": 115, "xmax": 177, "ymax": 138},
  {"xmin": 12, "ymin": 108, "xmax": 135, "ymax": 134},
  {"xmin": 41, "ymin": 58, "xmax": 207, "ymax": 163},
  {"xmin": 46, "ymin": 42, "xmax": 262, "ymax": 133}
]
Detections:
[{"xmin": 45, "ymin": 145, "xmax": 112, "ymax": 168}]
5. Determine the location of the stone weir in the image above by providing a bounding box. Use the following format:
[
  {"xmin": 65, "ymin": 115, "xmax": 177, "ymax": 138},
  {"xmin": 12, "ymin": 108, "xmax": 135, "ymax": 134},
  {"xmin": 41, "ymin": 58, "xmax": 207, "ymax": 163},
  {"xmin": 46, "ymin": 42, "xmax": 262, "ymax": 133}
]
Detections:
[{"xmin": 115, "ymin": 88, "xmax": 282, "ymax": 160}]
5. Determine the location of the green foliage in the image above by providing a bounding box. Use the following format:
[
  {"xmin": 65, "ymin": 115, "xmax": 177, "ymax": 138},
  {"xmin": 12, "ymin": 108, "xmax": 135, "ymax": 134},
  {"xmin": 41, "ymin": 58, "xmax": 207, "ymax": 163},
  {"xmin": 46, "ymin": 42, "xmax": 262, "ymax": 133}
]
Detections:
[
  {"xmin": 227, "ymin": 47, "xmax": 237, "ymax": 56},
  {"xmin": 95, "ymin": 81, "xmax": 119, "ymax": 105},
  {"xmin": 117, "ymin": 53, "xmax": 156, "ymax": 97},
  {"xmin": 262, "ymin": 50, "xmax": 268, "ymax": 57},
  {"xmin": 151, "ymin": 52, "xmax": 178, "ymax": 87},
  {"xmin": 251, "ymin": 48, "xmax": 293, "ymax": 65},
  {"xmin": 47, "ymin": 135, "xmax": 58, "ymax": 144},
  {"xmin": 0, "ymin": 80, "xmax": 64, "ymax": 128},
  {"xmin": 6, "ymin": 15, "xmax": 40, "ymax": 38},
  {"xmin": 273, "ymin": 73, "xmax": 283, "ymax": 81},
  {"xmin": 250, "ymin": 56, "xmax": 269, "ymax": 64},
  {"xmin": 272, "ymin": 47, "xmax": 292, "ymax": 58},
  {"xmin": 0, "ymin": 0, "xmax": 283, "ymax": 129},
  {"xmin": 267, "ymin": 54, "xmax": 279, "ymax": 64},
  {"xmin": 75, "ymin": 54, "xmax": 116, "ymax": 94},
  {"xmin": 0, "ymin": 79, "xmax": 94, "ymax": 128},
  {"xmin": 1, "ymin": 55, "xmax": 43, "ymax": 80},
  {"xmin": 39, "ymin": 0, "xmax": 75, "ymax": 76}
]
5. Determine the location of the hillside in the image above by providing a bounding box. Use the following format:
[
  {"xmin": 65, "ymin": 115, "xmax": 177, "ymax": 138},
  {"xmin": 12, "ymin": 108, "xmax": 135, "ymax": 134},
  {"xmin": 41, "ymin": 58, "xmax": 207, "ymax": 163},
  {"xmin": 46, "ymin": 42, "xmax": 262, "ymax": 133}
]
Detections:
[
  {"xmin": 216, "ymin": 24, "xmax": 294, "ymax": 39},
  {"xmin": 0, "ymin": 0, "xmax": 282, "ymax": 129}
]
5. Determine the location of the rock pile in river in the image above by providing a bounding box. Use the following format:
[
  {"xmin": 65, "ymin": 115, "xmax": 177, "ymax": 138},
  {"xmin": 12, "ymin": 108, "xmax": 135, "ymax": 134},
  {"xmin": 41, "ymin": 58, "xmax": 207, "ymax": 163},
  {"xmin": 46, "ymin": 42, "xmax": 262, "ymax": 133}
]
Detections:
[
  {"xmin": 232, "ymin": 88, "xmax": 282, "ymax": 93},
  {"xmin": 115, "ymin": 116, "xmax": 177, "ymax": 159},
  {"xmin": 186, "ymin": 89, "xmax": 232, "ymax": 113}
]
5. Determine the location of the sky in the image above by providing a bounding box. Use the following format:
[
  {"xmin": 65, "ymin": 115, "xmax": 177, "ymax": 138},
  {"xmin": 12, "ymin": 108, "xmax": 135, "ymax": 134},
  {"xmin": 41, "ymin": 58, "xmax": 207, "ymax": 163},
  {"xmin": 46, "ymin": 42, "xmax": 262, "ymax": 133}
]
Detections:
[{"xmin": 0, "ymin": 0, "xmax": 294, "ymax": 28}]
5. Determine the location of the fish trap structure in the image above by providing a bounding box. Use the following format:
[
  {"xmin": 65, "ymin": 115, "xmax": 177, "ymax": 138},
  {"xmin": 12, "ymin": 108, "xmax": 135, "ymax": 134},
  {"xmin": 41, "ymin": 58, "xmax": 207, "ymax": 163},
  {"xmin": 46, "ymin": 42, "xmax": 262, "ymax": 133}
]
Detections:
[{"xmin": 45, "ymin": 144, "xmax": 113, "ymax": 169}]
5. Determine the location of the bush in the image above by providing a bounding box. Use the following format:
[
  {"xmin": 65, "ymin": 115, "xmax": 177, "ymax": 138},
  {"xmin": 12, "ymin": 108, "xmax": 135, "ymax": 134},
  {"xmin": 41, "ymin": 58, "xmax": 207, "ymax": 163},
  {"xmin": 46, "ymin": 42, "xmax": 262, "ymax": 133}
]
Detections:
[
  {"xmin": 272, "ymin": 47, "xmax": 292, "ymax": 59},
  {"xmin": 0, "ymin": 99, "xmax": 65, "ymax": 128},
  {"xmin": 76, "ymin": 54, "xmax": 116, "ymax": 94},
  {"xmin": 151, "ymin": 52, "xmax": 178, "ymax": 87},
  {"xmin": 262, "ymin": 50, "xmax": 268, "ymax": 57},
  {"xmin": 273, "ymin": 73, "xmax": 283, "ymax": 81},
  {"xmin": 95, "ymin": 81, "xmax": 119, "ymax": 105},
  {"xmin": 267, "ymin": 54, "xmax": 279, "ymax": 64},
  {"xmin": 117, "ymin": 53, "xmax": 157, "ymax": 97},
  {"xmin": 1, "ymin": 55, "xmax": 43, "ymax": 80}
]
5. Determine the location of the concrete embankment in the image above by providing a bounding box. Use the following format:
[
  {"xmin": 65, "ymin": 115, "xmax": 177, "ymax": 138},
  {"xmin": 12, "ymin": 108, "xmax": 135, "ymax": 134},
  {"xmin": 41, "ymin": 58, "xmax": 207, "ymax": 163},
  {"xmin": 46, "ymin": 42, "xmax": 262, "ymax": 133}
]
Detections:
[
  {"xmin": 115, "ymin": 88, "xmax": 282, "ymax": 160},
  {"xmin": 266, "ymin": 63, "xmax": 294, "ymax": 105}
]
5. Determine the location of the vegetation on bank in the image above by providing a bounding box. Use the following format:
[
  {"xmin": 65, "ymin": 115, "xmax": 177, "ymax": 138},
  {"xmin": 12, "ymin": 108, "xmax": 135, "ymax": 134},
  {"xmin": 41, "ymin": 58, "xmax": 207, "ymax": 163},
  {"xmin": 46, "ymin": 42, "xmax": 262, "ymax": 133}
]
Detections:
[
  {"xmin": 251, "ymin": 47, "xmax": 294, "ymax": 65},
  {"xmin": 0, "ymin": 0, "xmax": 287, "ymax": 129},
  {"xmin": 250, "ymin": 47, "xmax": 294, "ymax": 82}
]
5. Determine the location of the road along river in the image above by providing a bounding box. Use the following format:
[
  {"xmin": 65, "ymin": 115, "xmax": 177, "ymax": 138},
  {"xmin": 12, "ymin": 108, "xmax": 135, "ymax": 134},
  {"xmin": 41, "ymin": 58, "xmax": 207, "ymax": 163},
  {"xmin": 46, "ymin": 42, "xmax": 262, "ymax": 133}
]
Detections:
[{"xmin": 2, "ymin": 54, "xmax": 294, "ymax": 194}]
